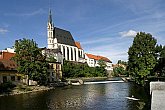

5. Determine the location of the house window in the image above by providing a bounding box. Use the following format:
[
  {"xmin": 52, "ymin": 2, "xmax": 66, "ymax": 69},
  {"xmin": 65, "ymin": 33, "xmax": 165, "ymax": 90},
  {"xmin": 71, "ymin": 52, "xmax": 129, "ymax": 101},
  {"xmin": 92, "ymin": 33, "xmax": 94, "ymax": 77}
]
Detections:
[
  {"xmin": 3, "ymin": 76, "xmax": 7, "ymax": 83},
  {"xmin": 17, "ymin": 76, "xmax": 21, "ymax": 81},
  {"xmin": 52, "ymin": 78, "xmax": 54, "ymax": 82},
  {"xmin": 56, "ymin": 64, "xmax": 60, "ymax": 69},
  {"xmin": 49, "ymin": 64, "xmax": 53, "ymax": 69},
  {"xmin": 11, "ymin": 76, "xmax": 15, "ymax": 81}
]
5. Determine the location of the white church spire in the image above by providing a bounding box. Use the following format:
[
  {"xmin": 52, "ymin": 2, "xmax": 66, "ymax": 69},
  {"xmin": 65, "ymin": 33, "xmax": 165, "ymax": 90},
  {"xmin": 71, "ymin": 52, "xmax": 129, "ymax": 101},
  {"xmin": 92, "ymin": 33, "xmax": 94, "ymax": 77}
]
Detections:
[
  {"xmin": 48, "ymin": 9, "xmax": 52, "ymax": 24},
  {"xmin": 47, "ymin": 9, "xmax": 54, "ymax": 49}
]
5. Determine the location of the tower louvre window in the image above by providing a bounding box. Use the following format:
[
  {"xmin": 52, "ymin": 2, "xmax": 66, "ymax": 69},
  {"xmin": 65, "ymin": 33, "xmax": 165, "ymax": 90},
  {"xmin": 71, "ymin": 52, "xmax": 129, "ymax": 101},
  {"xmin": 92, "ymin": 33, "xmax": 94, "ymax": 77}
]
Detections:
[{"xmin": 51, "ymin": 32, "xmax": 53, "ymax": 37}]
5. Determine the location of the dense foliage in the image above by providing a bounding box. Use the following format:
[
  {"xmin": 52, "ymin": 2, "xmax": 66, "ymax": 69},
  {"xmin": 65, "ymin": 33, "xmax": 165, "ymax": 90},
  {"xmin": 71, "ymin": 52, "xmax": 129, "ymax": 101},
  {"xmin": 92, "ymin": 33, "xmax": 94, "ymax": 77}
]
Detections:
[
  {"xmin": 62, "ymin": 61, "xmax": 106, "ymax": 78},
  {"xmin": 98, "ymin": 59, "xmax": 106, "ymax": 68},
  {"xmin": 13, "ymin": 38, "xmax": 49, "ymax": 85},
  {"xmin": 128, "ymin": 32, "xmax": 157, "ymax": 85},
  {"xmin": 0, "ymin": 82, "xmax": 16, "ymax": 93},
  {"xmin": 154, "ymin": 45, "xmax": 165, "ymax": 77},
  {"xmin": 113, "ymin": 60, "xmax": 128, "ymax": 77},
  {"xmin": 117, "ymin": 60, "xmax": 128, "ymax": 66}
]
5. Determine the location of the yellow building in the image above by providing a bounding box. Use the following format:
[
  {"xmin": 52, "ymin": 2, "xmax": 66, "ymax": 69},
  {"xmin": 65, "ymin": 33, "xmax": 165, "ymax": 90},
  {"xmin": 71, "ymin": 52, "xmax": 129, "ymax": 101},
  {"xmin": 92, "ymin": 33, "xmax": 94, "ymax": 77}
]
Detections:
[{"xmin": 48, "ymin": 62, "xmax": 62, "ymax": 82}]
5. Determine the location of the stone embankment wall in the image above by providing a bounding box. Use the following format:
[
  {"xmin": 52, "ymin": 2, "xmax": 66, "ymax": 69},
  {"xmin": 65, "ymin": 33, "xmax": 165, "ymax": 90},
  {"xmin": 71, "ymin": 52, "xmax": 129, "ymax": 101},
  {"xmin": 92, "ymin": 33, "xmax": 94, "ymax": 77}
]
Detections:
[{"xmin": 150, "ymin": 82, "xmax": 165, "ymax": 110}]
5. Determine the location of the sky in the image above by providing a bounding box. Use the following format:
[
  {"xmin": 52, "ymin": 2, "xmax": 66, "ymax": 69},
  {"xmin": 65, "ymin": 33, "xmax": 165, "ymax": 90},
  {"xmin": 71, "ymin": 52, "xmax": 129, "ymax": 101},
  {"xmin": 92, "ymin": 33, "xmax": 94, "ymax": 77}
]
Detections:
[{"xmin": 0, "ymin": 0, "xmax": 165, "ymax": 63}]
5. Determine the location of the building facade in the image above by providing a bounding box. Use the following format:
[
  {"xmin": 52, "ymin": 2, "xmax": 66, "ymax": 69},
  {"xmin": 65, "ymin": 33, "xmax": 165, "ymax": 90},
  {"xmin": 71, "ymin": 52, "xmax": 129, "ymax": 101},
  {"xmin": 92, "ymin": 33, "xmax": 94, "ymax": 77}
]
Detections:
[
  {"xmin": 0, "ymin": 51, "xmax": 21, "ymax": 84},
  {"xmin": 42, "ymin": 48, "xmax": 63, "ymax": 64},
  {"xmin": 85, "ymin": 53, "xmax": 113, "ymax": 71},
  {"xmin": 47, "ymin": 10, "xmax": 84, "ymax": 62},
  {"xmin": 47, "ymin": 62, "xmax": 62, "ymax": 82}
]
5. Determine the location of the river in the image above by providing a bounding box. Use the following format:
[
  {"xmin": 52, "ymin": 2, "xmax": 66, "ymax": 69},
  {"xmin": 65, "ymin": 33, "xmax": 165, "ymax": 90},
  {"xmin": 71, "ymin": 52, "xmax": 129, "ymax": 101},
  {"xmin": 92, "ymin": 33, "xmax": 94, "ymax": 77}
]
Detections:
[{"xmin": 0, "ymin": 82, "xmax": 150, "ymax": 110}]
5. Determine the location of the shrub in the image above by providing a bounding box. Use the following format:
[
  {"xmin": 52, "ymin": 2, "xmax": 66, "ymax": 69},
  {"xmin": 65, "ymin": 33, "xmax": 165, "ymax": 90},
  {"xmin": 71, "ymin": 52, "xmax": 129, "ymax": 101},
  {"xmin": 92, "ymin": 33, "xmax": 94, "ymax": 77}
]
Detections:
[{"xmin": 0, "ymin": 82, "xmax": 16, "ymax": 93}]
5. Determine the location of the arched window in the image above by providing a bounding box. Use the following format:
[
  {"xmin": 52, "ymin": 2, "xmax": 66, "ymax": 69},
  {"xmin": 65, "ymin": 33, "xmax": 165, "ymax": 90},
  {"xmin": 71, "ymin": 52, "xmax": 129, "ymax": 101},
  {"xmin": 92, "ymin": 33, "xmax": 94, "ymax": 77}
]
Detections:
[
  {"xmin": 74, "ymin": 48, "xmax": 76, "ymax": 61},
  {"xmin": 63, "ymin": 46, "xmax": 65, "ymax": 58},
  {"xmin": 67, "ymin": 47, "xmax": 69, "ymax": 60},
  {"xmin": 71, "ymin": 48, "xmax": 73, "ymax": 60}
]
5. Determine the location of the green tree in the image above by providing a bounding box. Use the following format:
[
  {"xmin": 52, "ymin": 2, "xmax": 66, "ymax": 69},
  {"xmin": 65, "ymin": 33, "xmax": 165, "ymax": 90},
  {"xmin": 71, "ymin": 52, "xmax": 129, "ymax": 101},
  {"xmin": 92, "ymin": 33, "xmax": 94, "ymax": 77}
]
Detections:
[
  {"xmin": 98, "ymin": 59, "xmax": 106, "ymax": 68},
  {"xmin": 128, "ymin": 32, "xmax": 157, "ymax": 85},
  {"xmin": 13, "ymin": 38, "xmax": 48, "ymax": 85},
  {"xmin": 117, "ymin": 60, "xmax": 128, "ymax": 66},
  {"xmin": 160, "ymin": 46, "xmax": 165, "ymax": 76},
  {"xmin": 62, "ymin": 60, "xmax": 106, "ymax": 78},
  {"xmin": 47, "ymin": 56, "xmax": 57, "ymax": 62},
  {"xmin": 113, "ymin": 66, "xmax": 128, "ymax": 77},
  {"xmin": 154, "ymin": 45, "xmax": 165, "ymax": 77}
]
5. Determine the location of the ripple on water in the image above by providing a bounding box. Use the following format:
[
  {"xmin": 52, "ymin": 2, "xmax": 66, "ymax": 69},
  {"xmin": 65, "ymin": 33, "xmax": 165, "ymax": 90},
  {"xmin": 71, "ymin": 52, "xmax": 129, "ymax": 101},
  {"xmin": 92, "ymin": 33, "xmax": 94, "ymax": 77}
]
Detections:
[{"xmin": 0, "ymin": 82, "xmax": 150, "ymax": 110}]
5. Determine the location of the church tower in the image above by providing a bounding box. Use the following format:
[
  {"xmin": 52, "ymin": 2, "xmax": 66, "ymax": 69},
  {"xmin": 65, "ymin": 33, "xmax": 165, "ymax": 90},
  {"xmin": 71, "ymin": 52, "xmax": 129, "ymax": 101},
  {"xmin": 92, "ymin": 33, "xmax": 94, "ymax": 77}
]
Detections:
[{"xmin": 47, "ymin": 10, "xmax": 54, "ymax": 49}]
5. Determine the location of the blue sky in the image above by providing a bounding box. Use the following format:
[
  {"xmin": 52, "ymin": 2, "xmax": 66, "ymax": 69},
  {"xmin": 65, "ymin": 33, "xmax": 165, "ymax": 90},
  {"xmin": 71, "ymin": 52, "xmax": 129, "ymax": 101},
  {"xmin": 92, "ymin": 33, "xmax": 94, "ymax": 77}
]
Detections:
[{"xmin": 0, "ymin": 0, "xmax": 165, "ymax": 63}]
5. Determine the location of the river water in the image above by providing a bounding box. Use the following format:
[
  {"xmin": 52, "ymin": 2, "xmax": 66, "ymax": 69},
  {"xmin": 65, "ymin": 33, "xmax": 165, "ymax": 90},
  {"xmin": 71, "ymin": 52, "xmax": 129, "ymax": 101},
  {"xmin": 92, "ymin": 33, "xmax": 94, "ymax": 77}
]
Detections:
[{"xmin": 0, "ymin": 82, "xmax": 150, "ymax": 110}]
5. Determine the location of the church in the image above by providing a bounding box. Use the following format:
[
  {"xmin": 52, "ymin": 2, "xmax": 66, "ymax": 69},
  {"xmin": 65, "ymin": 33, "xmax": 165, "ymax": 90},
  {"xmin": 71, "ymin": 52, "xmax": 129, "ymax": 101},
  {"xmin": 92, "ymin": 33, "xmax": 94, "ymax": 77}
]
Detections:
[{"xmin": 47, "ymin": 10, "xmax": 84, "ymax": 63}]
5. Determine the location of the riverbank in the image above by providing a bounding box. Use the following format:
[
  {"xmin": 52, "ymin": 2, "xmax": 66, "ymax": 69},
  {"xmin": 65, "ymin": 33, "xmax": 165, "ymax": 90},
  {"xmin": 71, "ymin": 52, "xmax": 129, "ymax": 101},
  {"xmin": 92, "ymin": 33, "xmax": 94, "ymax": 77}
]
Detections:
[
  {"xmin": 0, "ymin": 85, "xmax": 54, "ymax": 97},
  {"xmin": 0, "ymin": 77, "xmax": 126, "ymax": 97},
  {"xmin": 0, "ymin": 77, "xmax": 107, "ymax": 97}
]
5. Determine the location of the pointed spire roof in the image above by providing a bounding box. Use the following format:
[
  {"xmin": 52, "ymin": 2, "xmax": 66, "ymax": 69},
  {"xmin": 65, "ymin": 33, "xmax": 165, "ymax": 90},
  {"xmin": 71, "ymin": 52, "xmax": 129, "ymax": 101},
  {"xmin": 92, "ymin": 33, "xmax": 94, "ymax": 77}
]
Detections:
[{"xmin": 48, "ymin": 9, "xmax": 52, "ymax": 24}]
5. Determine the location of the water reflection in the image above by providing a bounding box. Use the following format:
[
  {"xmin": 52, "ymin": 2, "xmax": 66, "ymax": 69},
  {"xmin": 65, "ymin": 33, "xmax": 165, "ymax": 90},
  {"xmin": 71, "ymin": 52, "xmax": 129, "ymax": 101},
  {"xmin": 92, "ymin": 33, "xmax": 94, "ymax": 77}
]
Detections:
[{"xmin": 0, "ymin": 82, "xmax": 150, "ymax": 110}]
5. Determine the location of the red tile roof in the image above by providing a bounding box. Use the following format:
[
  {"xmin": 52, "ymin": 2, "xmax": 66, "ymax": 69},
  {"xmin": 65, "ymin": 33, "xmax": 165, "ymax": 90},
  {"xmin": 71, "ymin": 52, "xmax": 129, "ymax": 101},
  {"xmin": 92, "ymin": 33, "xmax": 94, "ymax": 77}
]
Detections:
[
  {"xmin": 0, "ymin": 59, "xmax": 17, "ymax": 70},
  {"xmin": 0, "ymin": 51, "xmax": 15, "ymax": 60},
  {"xmin": 0, "ymin": 52, "xmax": 17, "ymax": 70},
  {"xmin": 75, "ymin": 42, "xmax": 83, "ymax": 49},
  {"xmin": 86, "ymin": 53, "xmax": 112, "ymax": 63}
]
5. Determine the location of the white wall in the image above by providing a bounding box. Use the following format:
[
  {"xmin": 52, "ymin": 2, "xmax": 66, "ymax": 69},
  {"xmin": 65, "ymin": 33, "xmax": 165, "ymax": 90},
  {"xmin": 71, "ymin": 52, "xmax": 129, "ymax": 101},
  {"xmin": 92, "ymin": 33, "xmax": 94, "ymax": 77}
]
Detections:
[
  {"xmin": 85, "ymin": 54, "xmax": 113, "ymax": 70},
  {"xmin": 85, "ymin": 54, "xmax": 95, "ymax": 67},
  {"xmin": 58, "ymin": 43, "xmax": 84, "ymax": 62}
]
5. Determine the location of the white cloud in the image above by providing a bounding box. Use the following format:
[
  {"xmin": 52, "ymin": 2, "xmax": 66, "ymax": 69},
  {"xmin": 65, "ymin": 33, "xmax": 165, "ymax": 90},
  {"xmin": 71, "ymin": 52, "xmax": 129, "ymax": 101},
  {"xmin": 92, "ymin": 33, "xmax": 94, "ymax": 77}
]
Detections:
[
  {"xmin": 5, "ymin": 8, "xmax": 46, "ymax": 17},
  {"xmin": 84, "ymin": 40, "xmax": 132, "ymax": 64},
  {"xmin": 0, "ymin": 28, "xmax": 9, "ymax": 34},
  {"xmin": 22, "ymin": 9, "xmax": 45, "ymax": 16},
  {"xmin": 120, "ymin": 30, "xmax": 137, "ymax": 38}
]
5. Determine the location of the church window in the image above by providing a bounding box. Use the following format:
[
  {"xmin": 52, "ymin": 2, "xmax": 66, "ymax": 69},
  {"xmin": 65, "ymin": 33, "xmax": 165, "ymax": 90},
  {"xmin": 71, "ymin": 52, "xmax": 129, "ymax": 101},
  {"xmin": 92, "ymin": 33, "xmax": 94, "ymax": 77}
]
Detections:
[
  {"xmin": 74, "ymin": 48, "xmax": 76, "ymax": 61},
  {"xmin": 67, "ymin": 47, "xmax": 69, "ymax": 60},
  {"xmin": 71, "ymin": 48, "xmax": 73, "ymax": 60},
  {"xmin": 78, "ymin": 50, "xmax": 81, "ymax": 58},
  {"xmin": 58, "ymin": 45, "xmax": 61, "ymax": 50},
  {"xmin": 63, "ymin": 46, "xmax": 65, "ymax": 58},
  {"xmin": 51, "ymin": 32, "xmax": 53, "ymax": 37}
]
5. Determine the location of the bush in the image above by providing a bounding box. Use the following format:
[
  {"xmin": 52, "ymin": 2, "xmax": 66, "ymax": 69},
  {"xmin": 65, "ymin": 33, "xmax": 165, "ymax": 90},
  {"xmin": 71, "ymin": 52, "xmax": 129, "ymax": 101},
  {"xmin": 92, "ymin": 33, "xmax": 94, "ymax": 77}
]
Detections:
[{"xmin": 0, "ymin": 82, "xmax": 16, "ymax": 93}]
